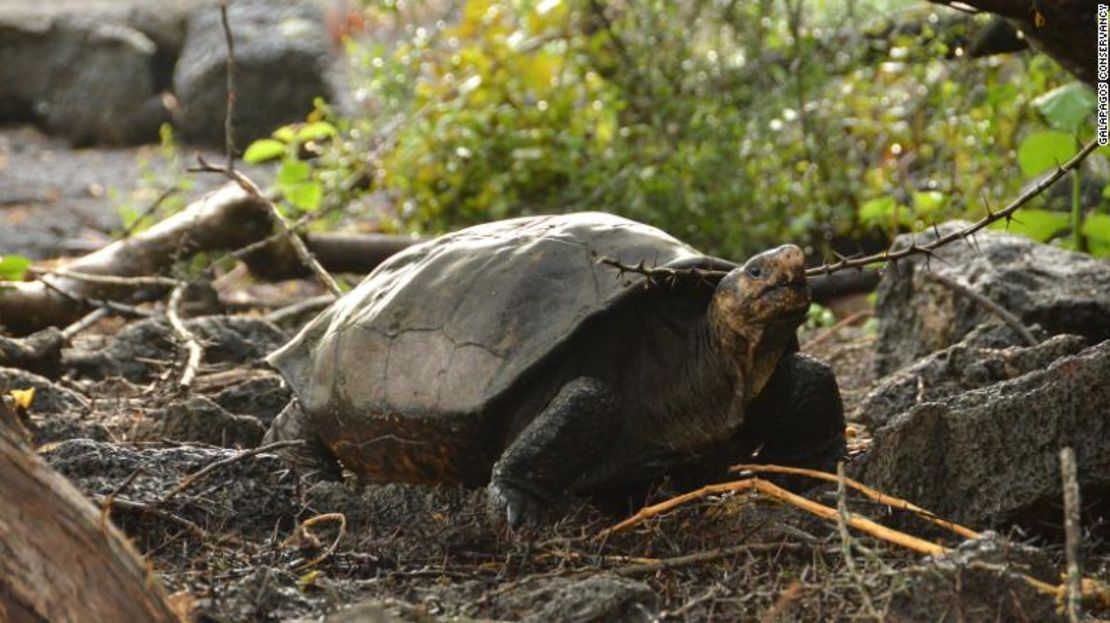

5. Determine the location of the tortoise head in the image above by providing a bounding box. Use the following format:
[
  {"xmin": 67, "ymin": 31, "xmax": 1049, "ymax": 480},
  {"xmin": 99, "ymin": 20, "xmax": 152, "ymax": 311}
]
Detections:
[{"xmin": 709, "ymin": 244, "xmax": 809, "ymax": 400}]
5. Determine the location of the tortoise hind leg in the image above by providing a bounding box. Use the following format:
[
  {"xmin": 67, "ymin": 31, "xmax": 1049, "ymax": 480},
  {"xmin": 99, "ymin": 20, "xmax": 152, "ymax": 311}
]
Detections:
[
  {"xmin": 488, "ymin": 377, "xmax": 620, "ymax": 528},
  {"xmin": 264, "ymin": 399, "xmax": 343, "ymax": 480},
  {"xmin": 743, "ymin": 353, "xmax": 846, "ymax": 481}
]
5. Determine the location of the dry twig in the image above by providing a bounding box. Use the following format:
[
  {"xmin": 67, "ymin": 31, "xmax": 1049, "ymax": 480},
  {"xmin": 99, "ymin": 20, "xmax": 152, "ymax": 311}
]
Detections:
[
  {"xmin": 158, "ymin": 439, "xmax": 305, "ymax": 504},
  {"xmin": 100, "ymin": 468, "xmax": 143, "ymax": 533},
  {"xmin": 1060, "ymin": 447, "xmax": 1082, "ymax": 623},
  {"xmin": 730, "ymin": 463, "xmax": 980, "ymax": 539},
  {"xmin": 923, "ymin": 270, "xmax": 1037, "ymax": 346},
  {"xmin": 166, "ymin": 282, "xmax": 204, "ymax": 390},
  {"xmin": 613, "ymin": 542, "xmax": 806, "ymax": 577},
  {"xmin": 599, "ymin": 477, "xmax": 947, "ymax": 556},
  {"xmin": 835, "ymin": 463, "xmax": 881, "ymax": 620},
  {"xmin": 219, "ymin": 0, "xmax": 236, "ymax": 170},
  {"xmin": 285, "ymin": 513, "xmax": 347, "ymax": 569},
  {"xmin": 191, "ymin": 156, "xmax": 342, "ymax": 297}
]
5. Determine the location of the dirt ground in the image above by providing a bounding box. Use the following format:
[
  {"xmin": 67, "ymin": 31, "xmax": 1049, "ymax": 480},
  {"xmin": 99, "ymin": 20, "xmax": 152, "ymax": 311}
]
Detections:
[{"xmin": 5, "ymin": 308, "xmax": 1100, "ymax": 623}]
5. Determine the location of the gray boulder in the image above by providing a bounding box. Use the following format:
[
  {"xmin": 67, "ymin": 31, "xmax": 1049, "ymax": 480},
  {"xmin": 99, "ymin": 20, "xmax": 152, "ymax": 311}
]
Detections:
[
  {"xmin": 854, "ymin": 338, "xmax": 1110, "ymax": 529},
  {"xmin": 0, "ymin": 13, "xmax": 169, "ymax": 144},
  {"xmin": 153, "ymin": 395, "xmax": 267, "ymax": 448},
  {"xmin": 173, "ymin": 0, "xmax": 336, "ymax": 147},
  {"xmin": 855, "ymin": 326, "xmax": 1085, "ymax": 429},
  {"xmin": 874, "ymin": 221, "xmax": 1110, "ymax": 375}
]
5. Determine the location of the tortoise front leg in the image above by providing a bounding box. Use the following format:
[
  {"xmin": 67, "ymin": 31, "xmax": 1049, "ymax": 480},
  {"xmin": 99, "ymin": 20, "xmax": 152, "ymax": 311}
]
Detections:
[
  {"xmin": 488, "ymin": 377, "xmax": 620, "ymax": 528},
  {"xmin": 743, "ymin": 353, "xmax": 846, "ymax": 477}
]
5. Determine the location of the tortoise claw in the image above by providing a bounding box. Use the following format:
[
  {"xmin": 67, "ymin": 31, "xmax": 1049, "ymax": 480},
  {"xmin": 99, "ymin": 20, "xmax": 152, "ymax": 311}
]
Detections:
[{"xmin": 487, "ymin": 479, "xmax": 544, "ymax": 529}]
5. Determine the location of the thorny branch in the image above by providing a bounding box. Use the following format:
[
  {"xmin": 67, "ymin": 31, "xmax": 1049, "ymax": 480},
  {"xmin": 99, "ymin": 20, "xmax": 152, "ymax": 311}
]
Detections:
[{"xmin": 598, "ymin": 138, "xmax": 1101, "ymax": 283}]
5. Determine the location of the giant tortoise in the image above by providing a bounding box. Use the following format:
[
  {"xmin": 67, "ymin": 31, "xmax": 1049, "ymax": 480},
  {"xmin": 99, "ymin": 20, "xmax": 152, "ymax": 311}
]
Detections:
[{"xmin": 265, "ymin": 212, "xmax": 845, "ymax": 525}]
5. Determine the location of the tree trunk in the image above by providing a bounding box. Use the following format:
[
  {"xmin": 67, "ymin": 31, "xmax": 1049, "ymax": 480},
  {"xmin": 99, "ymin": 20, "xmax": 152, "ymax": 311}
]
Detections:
[
  {"xmin": 0, "ymin": 413, "xmax": 179, "ymax": 622},
  {"xmin": 932, "ymin": 0, "xmax": 1097, "ymax": 86}
]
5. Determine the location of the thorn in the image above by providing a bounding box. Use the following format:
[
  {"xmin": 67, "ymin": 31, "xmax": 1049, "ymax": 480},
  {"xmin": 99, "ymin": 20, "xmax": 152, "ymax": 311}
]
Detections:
[{"xmin": 919, "ymin": 246, "xmax": 948, "ymax": 266}]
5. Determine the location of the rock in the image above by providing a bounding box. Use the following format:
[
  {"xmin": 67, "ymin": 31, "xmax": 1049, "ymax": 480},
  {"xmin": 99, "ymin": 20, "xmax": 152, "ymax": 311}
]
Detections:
[
  {"xmin": 494, "ymin": 574, "xmax": 658, "ymax": 623},
  {"xmin": 0, "ymin": 13, "xmax": 168, "ymax": 144},
  {"xmin": 68, "ymin": 316, "xmax": 288, "ymax": 382},
  {"xmin": 173, "ymin": 0, "xmax": 336, "ymax": 146},
  {"xmin": 0, "ymin": 328, "xmax": 64, "ymax": 379},
  {"xmin": 155, "ymin": 395, "xmax": 266, "ymax": 447},
  {"xmin": 0, "ymin": 367, "xmax": 73, "ymax": 409},
  {"xmin": 855, "ymin": 327, "xmax": 1084, "ymax": 429},
  {"xmin": 874, "ymin": 221, "xmax": 1110, "ymax": 375},
  {"xmin": 854, "ymin": 339, "xmax": 1110, "ymax": 530},
  {"xmin": 212, "ymin": 374, "xmax": 290, "ymax": 426},
  {"xmin": 887, "ymin": 532, "xmax": 1063, "ymax": 622}
]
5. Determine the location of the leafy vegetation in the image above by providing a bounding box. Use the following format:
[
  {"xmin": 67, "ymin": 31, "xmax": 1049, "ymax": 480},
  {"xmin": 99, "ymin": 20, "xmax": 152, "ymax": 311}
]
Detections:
[{"xmin": 245, "ymin": 0, "xmax": 1108, "ymax": 261}]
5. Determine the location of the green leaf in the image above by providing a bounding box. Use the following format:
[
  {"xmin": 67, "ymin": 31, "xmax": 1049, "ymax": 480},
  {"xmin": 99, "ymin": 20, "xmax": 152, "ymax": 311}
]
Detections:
[
  {"xmin": 858, "ymin": 196, "xmax": 896, "ymax": 226},
  {"xmin": 1083, "ymin": 213, "xmax": 1110, "ymax": 257},
  {"xmin": 295, "ymin": 121, "xmax": 338, "ymax": 142},
  {"xmin": 1017, "ymin": 131, "xmax": 1078, "ymax": 178},
  {"xmin": 272, "ymin": 125, "xmax": 297, "ymax": 143},
  {"xmin": 0, "ymin": 255, "xmax": 31, "ymax": 281},
  {"xmin": 277, "ymin": 159, "xmax": 311, "ymax": 185},
  {"xmin": 282, "ymin": 181, "xmax": 323, "ymax": 212},
  {"xmin": 989, "ymin": 208, "xmax": 1068, "ymax": 242},
  {"xmin": 1032, "ymin": 83, "xmax": 1097, "ymax": 132},
  {"xmin": 243, "ymin": 139, "xmax": 287, "ymax": 164},
  {"xmin": 911, "ymin": 191, "xmax": 946, "ymax": 217}
]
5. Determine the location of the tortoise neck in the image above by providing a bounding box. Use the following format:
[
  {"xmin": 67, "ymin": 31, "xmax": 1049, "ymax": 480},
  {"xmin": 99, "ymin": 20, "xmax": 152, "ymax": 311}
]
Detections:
[{"xmin": 705, "ymin": 308, "xmax": 792, "ymax": 407}]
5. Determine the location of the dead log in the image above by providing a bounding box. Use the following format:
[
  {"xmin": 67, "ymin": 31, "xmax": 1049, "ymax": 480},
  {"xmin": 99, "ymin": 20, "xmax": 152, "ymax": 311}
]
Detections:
[
  {"xmin": 0, "ymin": 407, "xmax": 179, "ymax": 622},
  {"xmin": 242, "ymin": 231, "xmax": 421, "ymax": 281},
  {"xmin": 0, "ymin": 183, "xmax": 271, "ymax": 335},
  {"xmin": 930, "ymin": 0, "xmax": 1097, "ymax": 86}
]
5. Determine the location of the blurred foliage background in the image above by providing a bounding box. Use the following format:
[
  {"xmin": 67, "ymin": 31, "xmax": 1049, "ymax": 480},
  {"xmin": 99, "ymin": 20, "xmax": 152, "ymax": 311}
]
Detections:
[{"xmin": 247, "ymin": 0, "xmax": 1106, "ymax": 263}]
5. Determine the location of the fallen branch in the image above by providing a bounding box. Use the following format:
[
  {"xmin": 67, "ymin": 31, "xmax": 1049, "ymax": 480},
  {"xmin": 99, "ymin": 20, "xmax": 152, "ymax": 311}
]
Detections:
[
  {"xmin": 242, "ymin": 232, "xmax": 420, "ymax": 281},
  {"xmin": 0, "ymin": 183, "xmax": 270, "ymax": 335},
  {"xmin": 192, "ymin": 155, "xmax": 343, "ymax": 297},
  {"xmin": 606, "ymin": 467, "xmax": 1110, "ymax": 607}
]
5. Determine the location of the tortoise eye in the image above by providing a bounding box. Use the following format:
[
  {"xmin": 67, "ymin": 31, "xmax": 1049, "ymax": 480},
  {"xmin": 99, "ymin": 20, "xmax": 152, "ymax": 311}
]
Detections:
[{"xmin": 746, "ymin": 263, "xmax": 763, "ymax": 279}]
